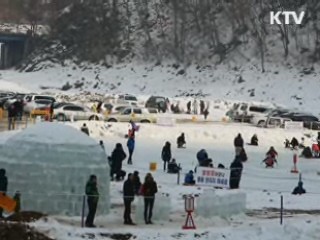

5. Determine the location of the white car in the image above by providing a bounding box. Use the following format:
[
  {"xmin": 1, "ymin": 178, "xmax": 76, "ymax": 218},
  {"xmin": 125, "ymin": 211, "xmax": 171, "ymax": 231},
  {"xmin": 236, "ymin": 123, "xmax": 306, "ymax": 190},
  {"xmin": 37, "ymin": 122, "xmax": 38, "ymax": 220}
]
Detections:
[
  {"xmin": 24, "ymin": 94, "xmax": 56, "ymax": 103},
  {"xmin": 54, "ymin": 104, "xmax": 104, "ymax": 121},
  {"xmin": 24, "ymin": 99, "xmax": 53, "ymax": 114},
  {"xmin": 251, "ymin": 109, "xmax": 291, "ymax": 127},
  {"xmin": 107, "ymin": 107, "xmax": 157, "ymax": 123},
  {"xmin": 102, "ymin": 103, "xmax": 132, "ymax": 114},
  {"xmin": 117, "ymin": 94, "xmax": 138, "ymax": 106}
]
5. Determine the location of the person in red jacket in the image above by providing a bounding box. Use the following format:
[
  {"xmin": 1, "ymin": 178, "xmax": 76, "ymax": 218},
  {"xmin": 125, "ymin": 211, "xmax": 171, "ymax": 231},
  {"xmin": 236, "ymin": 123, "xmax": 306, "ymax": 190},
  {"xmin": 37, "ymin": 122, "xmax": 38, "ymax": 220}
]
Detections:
[
  {"xmin": 263, "ymin": 147, "xmax": 278, "ymax": 168},
  {"xmin": 140, "ymin": 173, "xmax": 158, "ymax": 224}
]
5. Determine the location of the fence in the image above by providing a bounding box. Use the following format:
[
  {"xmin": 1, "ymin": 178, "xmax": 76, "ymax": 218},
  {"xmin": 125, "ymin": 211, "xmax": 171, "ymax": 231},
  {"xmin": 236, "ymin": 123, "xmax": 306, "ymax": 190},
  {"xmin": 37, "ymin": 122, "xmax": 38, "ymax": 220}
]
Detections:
[{"xmin": 0, "ymin": 108, "xmax": 47, "ymax": 132}]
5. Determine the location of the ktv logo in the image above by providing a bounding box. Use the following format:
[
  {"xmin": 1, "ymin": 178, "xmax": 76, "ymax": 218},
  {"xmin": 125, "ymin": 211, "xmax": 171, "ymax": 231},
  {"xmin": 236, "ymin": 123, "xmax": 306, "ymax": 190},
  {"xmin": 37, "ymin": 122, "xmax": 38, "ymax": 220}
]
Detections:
[{"xmin": 270, "ymin": 11, "xmax": 305, "ymax": 25}]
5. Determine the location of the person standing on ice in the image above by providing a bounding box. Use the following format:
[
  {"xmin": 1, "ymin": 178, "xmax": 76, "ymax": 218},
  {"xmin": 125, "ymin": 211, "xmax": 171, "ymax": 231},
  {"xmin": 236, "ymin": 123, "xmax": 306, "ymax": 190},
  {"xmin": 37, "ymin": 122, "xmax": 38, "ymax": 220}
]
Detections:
[
  {"xmin": 81, "ymin": 123, "xmax": 90, "ymax": 136},
  {"xmin": 85, "ymin": 175, "xmax": 99, "ymax": 228},
  {"xmin": 229, "ymin": 155, "xmax": 243, "ymax": 189},
  {"xmin": 234, "ymin": 133, "xmax": 244, "ymax": 148},
  {"xmin": 110, "ymin": 143, "xmax": 127, "ymax": 181},
  {"xmin": 192, "ymin": 99, "xmax": 198, "ymax": 114},
  {"xmin": 123, "ymin": 173, "xmax": 136, "ymax": 225},
  {"xmin": 161, "ymin": 141, "xmax": 172, "ymax": 171},
  {"xmin": 132, "ymin": 171, "xmax": 141, "ymax": 195},
  {"xmin": 186, "ymin": 101, "xmax": 191, "ymax": 114},
  {"xmin": 200, "ymin": 100, "xmax": 205, "ymax": 115},
  {"xmin": 140, "ymin": 173, "xmax": 158, "ymax": 224},
  {"xmin": 127, "ymin": 137, "xmax": 135, "ymax": 165},
  {"xmin": 0, "ymin": 169, "xmax": 8, "ymax": 218}
]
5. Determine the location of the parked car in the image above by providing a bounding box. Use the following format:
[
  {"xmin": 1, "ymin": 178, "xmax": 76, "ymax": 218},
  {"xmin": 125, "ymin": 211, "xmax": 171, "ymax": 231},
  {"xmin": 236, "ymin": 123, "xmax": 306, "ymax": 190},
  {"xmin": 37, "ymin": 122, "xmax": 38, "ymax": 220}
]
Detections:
[
  {"xmin": 251, "ymin": 108, "xmax": 291, "ymax": 127},
  {"xmin": 226, "ymin": 103, "xmax": 273, "ymax": 123},
  {"xmin": 118, "ymin": 94, "xmax": 138, "ymax": 105},
  {"xmin": 24, "ymin": 99, "xmax": 53, "ymax": 114},
  {"xmin": 103, "ymin": 103, "xmax": 132, "ymax": 114},
  {"xmin": 24, "ymin": 95, "xmax": 56, "ymax": 103},
  {"xmin": 145, "ymin": 96, "xmax": 167, "ymax": 112},
  {"xmin": 107, "ymin": 107, "xmax": 157, "ymax": 123},
  {"xmin": 53, "ymin": 104, "xmax": 104, "ymax": 121},
  {"xmin": 281, "ymin": 112, "xmax": 320, "ymax": 130}
]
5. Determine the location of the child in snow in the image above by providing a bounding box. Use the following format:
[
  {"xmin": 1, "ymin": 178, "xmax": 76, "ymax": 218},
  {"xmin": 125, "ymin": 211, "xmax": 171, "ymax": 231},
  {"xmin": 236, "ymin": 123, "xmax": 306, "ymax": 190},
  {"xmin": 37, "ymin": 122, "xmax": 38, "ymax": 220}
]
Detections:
[
  {"xmin": 263, "ymin": 147, "xmax": 278, "ymax": 168},
  {"xmin": 184, "ymin": 171, "xmax": 196, "ymax": 185}
]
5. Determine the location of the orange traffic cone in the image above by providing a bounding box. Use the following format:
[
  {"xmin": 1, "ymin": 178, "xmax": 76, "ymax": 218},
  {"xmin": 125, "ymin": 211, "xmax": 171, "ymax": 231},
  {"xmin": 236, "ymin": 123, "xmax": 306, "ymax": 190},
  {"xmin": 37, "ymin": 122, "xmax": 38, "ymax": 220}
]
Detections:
[{"xmin": 291, "ymin": 153, "xmax": 299, "ymax": 173}]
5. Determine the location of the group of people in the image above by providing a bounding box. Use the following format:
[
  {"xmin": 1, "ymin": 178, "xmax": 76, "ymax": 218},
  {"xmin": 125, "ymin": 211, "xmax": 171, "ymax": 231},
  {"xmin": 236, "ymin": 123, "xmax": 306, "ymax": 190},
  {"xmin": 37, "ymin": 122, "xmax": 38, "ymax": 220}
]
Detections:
[{"xmin": 186, "ymin": 100, "xmax": 209, "ymax": 119}]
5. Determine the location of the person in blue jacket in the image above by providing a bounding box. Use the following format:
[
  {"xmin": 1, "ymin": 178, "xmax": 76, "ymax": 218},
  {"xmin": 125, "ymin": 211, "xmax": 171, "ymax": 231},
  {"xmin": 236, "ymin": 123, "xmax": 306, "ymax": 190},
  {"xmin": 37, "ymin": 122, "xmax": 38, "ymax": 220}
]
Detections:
[
  {"xmin": 184, "ymin": 170, "xmax": 196, "ymax": 185},
  {"xmin": 127, "ymin": 137, "xmax": 135, "ymax": 165}
]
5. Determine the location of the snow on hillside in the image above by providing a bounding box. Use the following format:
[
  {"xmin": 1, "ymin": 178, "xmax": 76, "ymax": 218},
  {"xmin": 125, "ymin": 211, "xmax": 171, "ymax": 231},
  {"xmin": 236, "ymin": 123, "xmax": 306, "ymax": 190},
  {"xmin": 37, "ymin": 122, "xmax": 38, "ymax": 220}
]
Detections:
[{"xmin": 0, "ymin": 62, "xmax": 319, "ymax": 115}]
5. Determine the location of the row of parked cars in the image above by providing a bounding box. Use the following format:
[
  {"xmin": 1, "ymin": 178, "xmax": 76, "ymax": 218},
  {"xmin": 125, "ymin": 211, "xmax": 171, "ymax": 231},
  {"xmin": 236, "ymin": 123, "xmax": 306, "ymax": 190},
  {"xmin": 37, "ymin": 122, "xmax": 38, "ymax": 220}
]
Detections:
[
  {"xmin": 0, "ymin": 92, "xmax": 163, "ymax": 123},
  {"xmin": 227, "ymin": 102, "xmax": 320, "ymax": 130}
]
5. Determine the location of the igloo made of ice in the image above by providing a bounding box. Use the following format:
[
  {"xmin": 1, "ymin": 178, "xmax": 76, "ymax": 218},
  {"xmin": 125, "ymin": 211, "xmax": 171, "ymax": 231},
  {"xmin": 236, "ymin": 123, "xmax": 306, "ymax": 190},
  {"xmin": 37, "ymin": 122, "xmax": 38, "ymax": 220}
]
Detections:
[{"xmin": 0, "ymin": 122, "xmax": 110, "ymax": 216}]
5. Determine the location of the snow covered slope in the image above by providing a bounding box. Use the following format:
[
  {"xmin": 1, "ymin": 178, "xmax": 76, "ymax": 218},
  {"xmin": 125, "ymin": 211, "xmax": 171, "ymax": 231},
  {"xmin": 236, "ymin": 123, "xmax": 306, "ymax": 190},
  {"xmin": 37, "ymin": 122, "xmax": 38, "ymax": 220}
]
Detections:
[{"xmin": 0, "ymin": 62, "xmax": 319, "ymax": 114}]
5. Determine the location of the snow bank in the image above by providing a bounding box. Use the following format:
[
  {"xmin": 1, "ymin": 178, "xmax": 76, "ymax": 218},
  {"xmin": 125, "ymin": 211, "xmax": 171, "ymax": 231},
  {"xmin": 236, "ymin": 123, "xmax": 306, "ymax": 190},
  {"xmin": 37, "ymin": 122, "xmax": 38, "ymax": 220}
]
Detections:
[{"xmin": 0, "ymin": 123, "xmax": 110, "ymax": 216}]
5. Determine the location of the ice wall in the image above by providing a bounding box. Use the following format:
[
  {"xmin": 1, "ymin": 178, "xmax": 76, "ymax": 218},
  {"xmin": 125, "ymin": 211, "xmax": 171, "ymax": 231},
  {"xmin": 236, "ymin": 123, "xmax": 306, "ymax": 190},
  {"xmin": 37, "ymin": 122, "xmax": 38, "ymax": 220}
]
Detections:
[
  {"xmin": 134, "ymin": 194, "xmax": 171, "ymax": 223},
  {"xmin": 196, "ymin": 190, "xmax": 246, "ymax": 219}
]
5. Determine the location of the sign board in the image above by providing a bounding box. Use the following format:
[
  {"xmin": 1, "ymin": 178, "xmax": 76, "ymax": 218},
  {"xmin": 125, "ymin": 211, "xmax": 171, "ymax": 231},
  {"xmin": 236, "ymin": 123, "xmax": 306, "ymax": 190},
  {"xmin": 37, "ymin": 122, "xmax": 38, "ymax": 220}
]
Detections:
[
  {"xmin": 196, "ymin": 167, "xmax": 230, "ymax": 189},
  {"xmin": 156, "ymin": 117, "xmax": 176, "ymax": 126},
  {"xmin": 284, "ymin": 121, "xmax": 303, "ymax": 130}
]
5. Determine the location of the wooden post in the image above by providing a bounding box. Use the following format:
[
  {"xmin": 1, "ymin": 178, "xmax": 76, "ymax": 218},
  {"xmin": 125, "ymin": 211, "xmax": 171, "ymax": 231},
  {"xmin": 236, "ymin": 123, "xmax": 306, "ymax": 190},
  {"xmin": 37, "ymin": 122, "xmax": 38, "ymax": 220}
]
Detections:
[
  {"xmin": 280, "ymin": 195, "xmax": 283, "ymax": 225},
  {"xmin": 81, "ymin": 195, "xmax": 86, "ymax": 228}
]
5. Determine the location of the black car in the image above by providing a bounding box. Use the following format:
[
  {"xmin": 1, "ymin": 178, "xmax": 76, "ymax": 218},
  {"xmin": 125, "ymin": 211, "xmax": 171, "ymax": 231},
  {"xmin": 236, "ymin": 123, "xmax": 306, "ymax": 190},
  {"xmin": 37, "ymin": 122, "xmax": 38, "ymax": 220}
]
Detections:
[
  {"xmin": 281, "ymin": 113, "xmax": 320, "ymax": 130},
  {"xmin": 145, "ymin": 96, "xmax": 167, "ymax": 113}
]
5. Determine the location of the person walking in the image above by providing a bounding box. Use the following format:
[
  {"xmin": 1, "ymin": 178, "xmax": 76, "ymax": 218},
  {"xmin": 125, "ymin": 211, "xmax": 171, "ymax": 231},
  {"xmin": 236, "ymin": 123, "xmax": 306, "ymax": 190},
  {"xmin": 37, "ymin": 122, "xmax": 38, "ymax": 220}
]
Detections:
[
  {"xmin": 0, "ymin": 169, "xmax": 8, "ymax": 218},
  {"xmin": 123, "ymin": 173, "xmax": 136, "ymax": 225},
  {"xmin": 85, "ymin": 175, "xmax": 99, "ymax": 228},
  {"xmin": 161, "ymin": 141, "xmax": 172, "ymax": 171},
  {"xmin": 140, "ymin": 173, "xmax": 158, "ymax": 224},
  {"xmin": 127, "ymin": 137, "xmax": 135, "ymax": 165}
]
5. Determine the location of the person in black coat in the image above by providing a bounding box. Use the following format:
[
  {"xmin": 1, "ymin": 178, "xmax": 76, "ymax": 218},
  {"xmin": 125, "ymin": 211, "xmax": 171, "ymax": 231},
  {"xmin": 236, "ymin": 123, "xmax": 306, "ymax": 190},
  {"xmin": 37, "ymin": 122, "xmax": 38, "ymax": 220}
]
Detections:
[
  {"xmin": 239, "ymin": 148, "xmax": 248, "ymax": 162},
  {"xmin": 7, "ymin": 104, "xmax": 16, "ymax": 130},
  {"xmin": 167, "ymin": 159, "xmax": 181, "ymax": 174},
  {"xmin": 111, "ymin": 143, "xmax": 127, "ymax": 181},
  {"xmin": 187, "ymin": 101, "xmax": 191, "ymax": 114},
  {"xmin": 229, "ymin": 156, "xmax": 243, "ymax": 189},
  {"xmin": 177, "ymin": 133, "xmax": 186, "ymax": 148},
  {"xmin": 0, "ymin": 169, "xmax": 8, "ymax": 218},
  {"xmin": 234, "ymin": 133, "xmax": 244, "ymax": 148},
  {"xmin": 250, "ymin": 134, "xmax": 258, "ymax": 146},
  {"xmin": 290, "ymin": 137, "xmax": 299, "ymax": 149},
  {"xmin": 133, "ymin": 171, "xmax": 141, "ymax": 195},
  {"xmin": 161, "ymin": 141, "xmax": 172, "ymax": 171},
  {"xmin": 123, "ymin": 173, "xmax": 135, "ymax": 225},
  {"xmin": 141, "ymin": 173, "xmax": 158, "ymax": 224}
]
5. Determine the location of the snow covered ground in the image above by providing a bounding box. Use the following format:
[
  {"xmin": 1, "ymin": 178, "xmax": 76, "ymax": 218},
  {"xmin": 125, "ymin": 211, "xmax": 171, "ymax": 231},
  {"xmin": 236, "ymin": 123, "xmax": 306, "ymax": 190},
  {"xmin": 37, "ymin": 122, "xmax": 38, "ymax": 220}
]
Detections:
[
  {"xmin": 1, "ymin": 120, "xmax": 320, "ymax": 239},
  {"xmin": 2, "ymin": 60, "xmax": 320, "ymax": 239}
]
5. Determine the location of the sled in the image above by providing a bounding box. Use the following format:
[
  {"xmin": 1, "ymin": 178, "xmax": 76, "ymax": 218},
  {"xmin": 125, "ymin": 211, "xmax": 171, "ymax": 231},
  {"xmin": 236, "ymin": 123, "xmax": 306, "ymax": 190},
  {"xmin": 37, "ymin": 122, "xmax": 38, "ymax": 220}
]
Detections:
[{"xmin": 0, "ymin": 193, "xmax": 17, "ymax": 213}]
